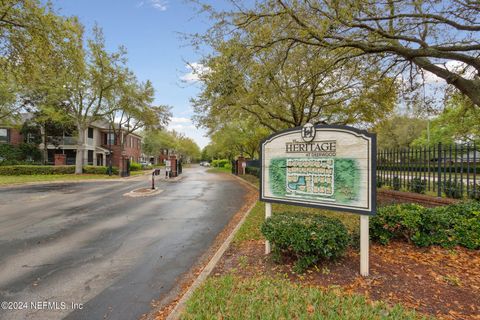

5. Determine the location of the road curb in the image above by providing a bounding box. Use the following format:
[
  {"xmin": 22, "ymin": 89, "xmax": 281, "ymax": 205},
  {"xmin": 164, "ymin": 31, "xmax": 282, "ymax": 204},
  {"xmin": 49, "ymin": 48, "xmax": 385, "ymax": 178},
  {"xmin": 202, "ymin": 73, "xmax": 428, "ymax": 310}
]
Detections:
[{"xmin": 165, "ymin": 175, "xmax": 258, "ymax": 320}]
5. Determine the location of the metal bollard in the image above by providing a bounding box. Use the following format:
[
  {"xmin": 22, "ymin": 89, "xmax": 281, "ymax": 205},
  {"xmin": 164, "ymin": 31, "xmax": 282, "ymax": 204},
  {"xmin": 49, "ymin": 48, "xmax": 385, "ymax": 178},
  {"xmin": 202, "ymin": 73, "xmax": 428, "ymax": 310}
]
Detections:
[{"xmin": 151, "ymin": 172, "xmax": 155, "ymax": 190}]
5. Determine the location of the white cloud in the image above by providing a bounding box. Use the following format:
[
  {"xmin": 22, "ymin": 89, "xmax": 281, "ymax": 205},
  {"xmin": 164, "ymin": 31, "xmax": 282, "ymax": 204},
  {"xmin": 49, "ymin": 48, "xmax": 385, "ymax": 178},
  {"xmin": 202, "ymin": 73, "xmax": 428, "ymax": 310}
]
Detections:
[
  {"xmin": 168, "ymin": 117, "xmax": 196, "ymax": 132},
  {"xmin": 423, "ymin": 60, "xmax": 476, "ymax": 84},
  {"xmin": 171, "ymin": 117, "xmax": 191, "ymax": 124},
  {"xmin": 137, "ymin": 0, "xmax": 168, "ymax": 11},
  {"xmin": 180, "ymin": 62, "xmax": 210, "ymax": 83},
  {"xmin": 167, "ymin": 117, "xmax": 210, "ymax": 148}
]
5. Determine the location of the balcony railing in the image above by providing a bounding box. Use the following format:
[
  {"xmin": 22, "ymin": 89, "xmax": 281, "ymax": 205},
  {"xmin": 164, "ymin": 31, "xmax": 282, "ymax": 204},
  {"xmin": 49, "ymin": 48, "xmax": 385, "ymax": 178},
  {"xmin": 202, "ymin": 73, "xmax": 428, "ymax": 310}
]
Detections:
[{"xmin": 47, "ymin": 136, "xmax": 78, "ymax": 145}]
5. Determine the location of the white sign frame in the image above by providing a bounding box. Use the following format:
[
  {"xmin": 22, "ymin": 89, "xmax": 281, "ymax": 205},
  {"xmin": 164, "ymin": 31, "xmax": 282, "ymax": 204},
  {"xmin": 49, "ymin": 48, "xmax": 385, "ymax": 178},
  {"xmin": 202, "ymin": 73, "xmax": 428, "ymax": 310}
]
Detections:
[{"xmin": 260, "ymin": 124, "xmax": 376, "ymax": 276}]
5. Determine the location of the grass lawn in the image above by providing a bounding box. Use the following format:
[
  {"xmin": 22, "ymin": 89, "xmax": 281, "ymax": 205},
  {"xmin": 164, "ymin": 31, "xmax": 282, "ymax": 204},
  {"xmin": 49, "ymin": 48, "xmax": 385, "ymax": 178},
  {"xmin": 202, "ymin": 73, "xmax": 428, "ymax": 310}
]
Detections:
[
  {"xmin": 207, "ymin": 166, "xmax": 232, "ymax": 174},
  {"xmin": 179, "ymin": 173, "xmax": 480, "ymax": 319},
  {"xmin": 182, "ymin": 275, "xmax": 424, "ymax": 320},
  {"xmin": 0, "ymin": 174, "xmax": 119, "ymax": 185},
  {"xmin": 130, "ymin": 170, "xmax": 150, "ymax": 176}
]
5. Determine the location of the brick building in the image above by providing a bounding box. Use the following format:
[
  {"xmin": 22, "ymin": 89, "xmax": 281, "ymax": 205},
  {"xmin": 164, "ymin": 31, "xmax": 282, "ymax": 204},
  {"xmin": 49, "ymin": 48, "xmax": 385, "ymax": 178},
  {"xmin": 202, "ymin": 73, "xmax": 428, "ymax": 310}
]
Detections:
[{"xmin": 1, "ymin": 117, "xmax": 143, "ymax": 169}]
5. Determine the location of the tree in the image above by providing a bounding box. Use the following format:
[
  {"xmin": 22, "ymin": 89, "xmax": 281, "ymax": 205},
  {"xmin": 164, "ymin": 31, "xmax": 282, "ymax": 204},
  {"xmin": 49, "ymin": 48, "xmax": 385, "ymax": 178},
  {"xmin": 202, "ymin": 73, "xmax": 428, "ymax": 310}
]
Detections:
[
  {"xmin": 38, "ymin": 26, "xmax": 128, "ymax": 174},
  {"xmin": 176, "ymin": 135, "xmax": 201, "ymax": 162},
  {"xmin": 1, "ymin": 1, "xmax": 78, "ymax": 121},
  {"xmin": 142, "ymin": 129, "xmax": 201, "ymax": 162},
  {"xmin": 373, "ymin": 115, "xmax": 427, "ymax": 150},
  {"xmin": 142, "ymin": 130, "xmax": 176, "ymax": 157},
  {"xmin": 106, "ymin": 72, "xmax": 171, "ymax": 171},
  {"xmin": 412, "ymin": 94, "xmax": 480, "ymax": 147},
  {"xmin": 232, "ymin": 0, "xmax": 480, "ymax": 107},
  {"xmin": 193, "ymin": 36, "xmax": 397, "ymax": 132},
  {"xmin": 207, "ymin": 119, "xmax": 270, "ymax": 159}
]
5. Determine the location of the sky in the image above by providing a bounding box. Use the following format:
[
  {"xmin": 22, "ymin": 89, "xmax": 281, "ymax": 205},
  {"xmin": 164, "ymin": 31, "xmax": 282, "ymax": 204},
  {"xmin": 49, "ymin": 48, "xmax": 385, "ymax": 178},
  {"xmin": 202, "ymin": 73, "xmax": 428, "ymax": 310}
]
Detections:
[{"xmin": 50, "ymin": 0, "xmax": 223, "ymax": 149}]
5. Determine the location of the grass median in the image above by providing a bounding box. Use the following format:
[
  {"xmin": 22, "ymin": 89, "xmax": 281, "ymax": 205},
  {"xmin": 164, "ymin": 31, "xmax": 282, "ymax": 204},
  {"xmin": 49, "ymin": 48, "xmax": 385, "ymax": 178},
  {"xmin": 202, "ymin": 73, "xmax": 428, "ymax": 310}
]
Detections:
[{"xmin": 182, "ymin": 275, "xmax": 424, "ymax": 320}]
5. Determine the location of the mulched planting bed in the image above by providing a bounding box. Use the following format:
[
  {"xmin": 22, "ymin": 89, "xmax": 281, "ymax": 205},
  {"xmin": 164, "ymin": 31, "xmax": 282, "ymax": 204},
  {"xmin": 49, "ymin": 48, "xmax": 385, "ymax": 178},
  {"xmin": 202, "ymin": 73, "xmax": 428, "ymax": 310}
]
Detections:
[{"xmin": 213, "ymin": 240, "xmax": 480, "ymax": 320}]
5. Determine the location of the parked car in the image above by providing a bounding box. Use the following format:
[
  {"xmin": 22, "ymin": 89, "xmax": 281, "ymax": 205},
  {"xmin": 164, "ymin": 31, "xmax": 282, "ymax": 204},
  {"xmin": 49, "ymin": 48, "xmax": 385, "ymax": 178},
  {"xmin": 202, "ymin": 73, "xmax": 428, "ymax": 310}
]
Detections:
[
  {"xmin": 200, "ymin": 161, "xmax": 211, "ymax": 167},
  {"xmin": 140, "ymin": 161, "xmax": 153, "ymax": 169}
]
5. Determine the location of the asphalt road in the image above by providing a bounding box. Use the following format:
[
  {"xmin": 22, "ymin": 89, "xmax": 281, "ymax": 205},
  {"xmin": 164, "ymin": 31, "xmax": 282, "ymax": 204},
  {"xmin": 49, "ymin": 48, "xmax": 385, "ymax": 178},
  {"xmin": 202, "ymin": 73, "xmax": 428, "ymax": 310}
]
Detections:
[{"xmin": 0, "ymin": 166, "xmax": 248, "ymax": 320}]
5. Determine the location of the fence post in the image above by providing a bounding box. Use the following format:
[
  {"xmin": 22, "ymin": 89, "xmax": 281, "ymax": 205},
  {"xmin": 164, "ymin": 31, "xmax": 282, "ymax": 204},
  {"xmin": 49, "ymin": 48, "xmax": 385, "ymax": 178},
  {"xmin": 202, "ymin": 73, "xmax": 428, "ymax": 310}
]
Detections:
[{"xmin": 437, "ymin": 142, "xmax": 442, "ymax": 197}]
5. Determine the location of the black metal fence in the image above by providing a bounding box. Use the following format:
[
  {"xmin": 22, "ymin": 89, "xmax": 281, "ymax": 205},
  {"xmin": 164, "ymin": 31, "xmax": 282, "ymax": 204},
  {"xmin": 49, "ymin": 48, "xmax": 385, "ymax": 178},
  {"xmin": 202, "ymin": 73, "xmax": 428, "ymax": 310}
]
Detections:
[{"xmin": 377, "ymin": 143, "xmax": 480, "ymax": 199}]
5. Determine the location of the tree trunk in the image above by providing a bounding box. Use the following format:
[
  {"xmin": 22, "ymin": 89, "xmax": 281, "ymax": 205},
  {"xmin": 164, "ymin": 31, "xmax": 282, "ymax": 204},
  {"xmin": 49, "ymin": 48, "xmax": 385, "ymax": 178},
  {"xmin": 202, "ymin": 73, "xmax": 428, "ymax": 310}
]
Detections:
[
  {"xmin": 75, "ymin": 124, "xmax": 85, "ymax": 174},
  {"xmin": 42, "ymin": 124, "xmax": 48, "ymax": 164}
]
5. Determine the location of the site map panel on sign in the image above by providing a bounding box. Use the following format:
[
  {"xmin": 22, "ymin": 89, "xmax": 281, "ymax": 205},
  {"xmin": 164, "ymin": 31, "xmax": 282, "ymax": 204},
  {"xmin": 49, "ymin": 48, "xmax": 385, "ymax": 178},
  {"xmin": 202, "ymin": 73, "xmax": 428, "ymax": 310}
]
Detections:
[{"xmin": 286, "ymin": 159, "xmax": 334, "ymax": 198}]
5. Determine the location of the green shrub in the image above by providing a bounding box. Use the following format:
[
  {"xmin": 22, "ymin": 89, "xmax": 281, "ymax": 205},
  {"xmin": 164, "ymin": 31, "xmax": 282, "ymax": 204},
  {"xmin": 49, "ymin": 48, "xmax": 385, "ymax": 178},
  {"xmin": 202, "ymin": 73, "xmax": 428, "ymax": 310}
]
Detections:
[
  {"xmin": 370, "ymin": 203, "xmax": 426, "ymax": 245},
  {"xmin": 392, "ymin": 176, "xmax": 401, "ymax": 190},
  {"xmin": 0, "ymin": 165, "xmax": 75, "ymax": 175},
  {"xmin": 371, "ymin": 201, "xmax": 480, "ymax": 249},
  {"xmin": 246, "ymin": 166, "xmax": 260, "ymax": 178},
  {"xmin": 0, "ymin": 165, "xmax": 119, "ymax": 175},
  {"xmin": 83, "ymin": 166, "xmax": 119, "ymax": 175},
  {"xmin": 129, "ymin": 161, "xmax": 142, "ymax": 171},
  {"xmin": 444, "ymin": 179, "xmax": 463, "ymax": 199},
  {"xmin": 0, "ymin": 143, "xmax": 42, "ymax": 163},
  {"xmin": 211, "ymin": 159, "xmax": 230, "ymax": 168},
  {"xmin": 468, "ymin": 183, "xmax": 480, "ymax": 201},
  {"xmin": 408, "ymin": 177, "xmax": 427, "ymax": 194},
  {"xmin": 376, "ymin": 176, "xmax": 384, "ymax": 188},
  {"xmin": 261, "ymin": 212, "xmax": 350, "ymax": 272},
  {"xmin": 0, "ymin": 144, "xmax": 23, "ymax": 162}
]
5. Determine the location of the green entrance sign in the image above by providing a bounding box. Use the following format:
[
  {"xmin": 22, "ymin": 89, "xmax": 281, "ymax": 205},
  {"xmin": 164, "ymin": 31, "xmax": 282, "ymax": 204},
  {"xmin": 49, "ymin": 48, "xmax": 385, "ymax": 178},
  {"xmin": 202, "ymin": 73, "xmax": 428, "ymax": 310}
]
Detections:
[{"xmin": 260, "ymin": 124, "xmax": 376, "ymax": 215}]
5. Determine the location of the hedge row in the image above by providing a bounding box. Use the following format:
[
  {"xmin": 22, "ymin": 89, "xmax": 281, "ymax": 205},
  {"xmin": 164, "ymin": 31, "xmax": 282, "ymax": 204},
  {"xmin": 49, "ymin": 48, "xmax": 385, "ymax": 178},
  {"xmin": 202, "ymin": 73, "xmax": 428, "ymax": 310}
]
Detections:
[
  {"xmin": 371, "ymin": 201, "xmax": 480, "ymax": 249},
  {"xmin": 129, "ymin": 161, "xmax": 142, "ymax": 171},
  {"xmin": 245, "ymin": 166, "xmax": 260, "ymax": 178},
  {"xmin": 212, "ymin": 159, "xmax": 230, "ymax": 168},
  {"xmin": 0, "ymin": 165, "xmax": 119, "ymax": 175}
]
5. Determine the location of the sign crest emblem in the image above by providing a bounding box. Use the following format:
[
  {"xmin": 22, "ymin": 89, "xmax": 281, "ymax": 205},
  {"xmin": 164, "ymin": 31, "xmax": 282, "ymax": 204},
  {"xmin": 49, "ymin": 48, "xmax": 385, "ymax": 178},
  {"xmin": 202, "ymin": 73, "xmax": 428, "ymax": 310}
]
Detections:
[{"xmin": 301, "ymin": 123, "xmax": 315, "ymax": 142}]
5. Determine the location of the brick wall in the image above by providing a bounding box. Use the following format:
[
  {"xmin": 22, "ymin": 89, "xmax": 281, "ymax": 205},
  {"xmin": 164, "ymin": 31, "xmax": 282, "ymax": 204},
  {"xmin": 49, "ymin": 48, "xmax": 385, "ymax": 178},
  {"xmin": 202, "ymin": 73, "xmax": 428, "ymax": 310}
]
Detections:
[
  {"xmin": 102, "ymin": 134, "xmax": 141, "ymax": 168},
  {"xmin": 1, "ymin": 128, "xmax": 23, "ymax": 146}
]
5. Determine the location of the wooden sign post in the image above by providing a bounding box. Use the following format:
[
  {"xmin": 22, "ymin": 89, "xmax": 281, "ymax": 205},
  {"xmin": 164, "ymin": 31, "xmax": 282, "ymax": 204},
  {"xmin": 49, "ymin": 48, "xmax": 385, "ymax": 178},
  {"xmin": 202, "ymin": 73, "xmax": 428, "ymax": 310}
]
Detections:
[{"xmin": 260, "ymin": 124, "xmax": 376, "ymax": 276}]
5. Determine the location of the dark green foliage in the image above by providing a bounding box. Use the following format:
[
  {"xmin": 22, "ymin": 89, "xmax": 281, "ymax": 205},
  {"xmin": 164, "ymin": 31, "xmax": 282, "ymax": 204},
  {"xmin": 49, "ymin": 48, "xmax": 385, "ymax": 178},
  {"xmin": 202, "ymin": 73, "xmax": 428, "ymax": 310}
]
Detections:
[
  {"xmin": 444, "ymin": 179, "xmax": 463, "ymax": 199},
  {"xmin": 261, "ymin": 212, "xmax": 350, "ymax": 272},
  {"xmin": 370, "ymin": 204, "xmax": 425, "ymax": 245},
  {"xmin": 376, "ymin": 176, "xmax": 384, "ymax": 188},
  {"xmin": 392, "ymin": 176, "xmax": 401, "ymax": 190},
  {"xmin": 0, "ymin": 144, "xmax": 23, "ymax": 162},
  {"xmin": 20, "ymin": 121, "xmax": 42, "ymax": 145},
  {"xmin": 18, "ymin": 143, "xmax": 42, "ymax": 162},
  {"xmin": 0, "ymin": 143, "xmax": 42, "ymax": 164},
  {"xmin": 83, "ymin": 166, "xmax": 119, "ymax": 175},
  {"xmin": 468, "ymin": 183, "xmax": 480, "ymax": 201},
  {"xmin": 212, "ymin": 159, "xmax": 230, "ymax": 167},
  {"xmin": 370, "ymin": 202, "xmax": 480, "ymax": 249},
  {"xmin": 0, "ymin": 165, "xmax": 75, "ymax": 175},
  {"xmin": 0, "ymin": 165, "xmax": 118, "ymax": 175},
  {"xmin": 245, "ymin": 166, "xmax": 260, "ymax": 178},
  {"xmin": 129, "ymin": 161, "xmax": 142, "ymax": 171},
  {"xmin": 408, "ymin": 178, "xmax": 427, "ymax": 194}
]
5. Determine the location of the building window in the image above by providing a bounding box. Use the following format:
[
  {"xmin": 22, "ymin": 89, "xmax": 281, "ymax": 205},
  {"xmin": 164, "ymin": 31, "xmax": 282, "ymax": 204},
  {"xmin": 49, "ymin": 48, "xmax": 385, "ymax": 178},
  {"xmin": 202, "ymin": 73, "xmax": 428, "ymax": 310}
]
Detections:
[
  {"xmin": 88, "ymin": 127, "xmax": 94, "ymax": 139},
  {"xmin": 105, "ymin": 133, "xmax": 115, "ymax": 145},
  {"xmin": 0, "ymin": 128, "xmax": 9, "ymax": 144},
  {"xmin": 87, "ymin": 150, "xmax": 94, "ymax": 165}
]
